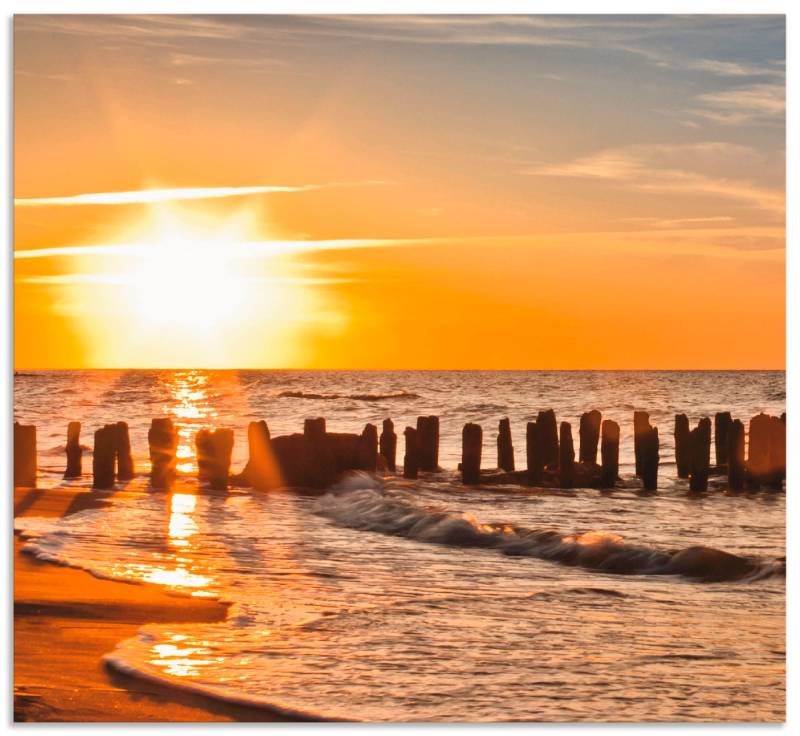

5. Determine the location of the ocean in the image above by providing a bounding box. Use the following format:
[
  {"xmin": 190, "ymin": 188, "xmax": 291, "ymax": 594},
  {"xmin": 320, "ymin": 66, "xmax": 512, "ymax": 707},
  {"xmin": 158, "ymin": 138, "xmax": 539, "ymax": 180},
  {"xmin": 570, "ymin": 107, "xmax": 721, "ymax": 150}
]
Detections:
[{"xmin": 14, "ymin": 370, "xmax": 786, "ymax": 721}]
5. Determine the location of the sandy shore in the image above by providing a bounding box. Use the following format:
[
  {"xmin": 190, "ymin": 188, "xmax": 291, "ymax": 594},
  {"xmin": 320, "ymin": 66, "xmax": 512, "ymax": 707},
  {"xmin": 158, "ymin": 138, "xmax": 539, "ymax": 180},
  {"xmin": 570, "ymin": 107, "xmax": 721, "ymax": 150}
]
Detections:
[{"xmin": 13, "ymin": 485, "xmax": 295, "ymax": 722}]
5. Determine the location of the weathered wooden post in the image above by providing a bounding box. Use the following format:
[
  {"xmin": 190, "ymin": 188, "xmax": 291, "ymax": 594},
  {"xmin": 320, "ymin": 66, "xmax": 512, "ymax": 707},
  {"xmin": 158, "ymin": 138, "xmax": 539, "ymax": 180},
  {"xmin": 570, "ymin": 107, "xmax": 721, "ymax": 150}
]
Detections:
[
  {"xmin": 537, "ymin": 409, "xmax": 559, "ymax": 469},
  {"xmin": 209, "ymin": 429, "xmax": 234, "ymax": 491},
  {"xmin": 714, "ymin": 412, "xmax": 732, "ymax": 468},
  {"xmin": 195, "ymin": 429, "xmax": 213, "ymax": 482},
  {"xmin": 462, "ymin": 422, "xmax": 482, "ymax": 485},
  {"xmin": 578, "ymin": 410, "xmax": 601, "ymax": 464},
  {"xmin": 747, "ymin": 413, "xmax": 771, "ymax": 488},
  {"xmin": 497, "ymin": 417, "xmax": 515, "ymax": 471},
  {"xmin": 417, "ymin": 415, "xmax": 440, "ymax": 472},
  {"xmin": 558, "ymin": 421, "xmax": 575, "ymax": 489},
  {"xmin": 149, "ymin": 417, "xmax": 178, "ymax": 490},
  {"xmin": 727, "ymin": 419, "xmax": 745, "ymax": 491},
  {"xmin": 767, "ymin": 415, "xmax": 785, "ymax": 491},
  {"xmin": 640, "ymin": 426, "xmax": 659, "ymax": 492},
  {"xmin": 64, "ymin": 421, "xmax": 82, "ymax": 479},
  {"xmin": 358, "ymin": 423, "xmax": 378, "ymax": 471},
  {"xmin": 403, "ymin": 426, "xmax": 420, "ymax": 479},
  {"xmin": 600, "ymin": 419, "xmax": 620, "ymax": 488},
  {"xmin": 14, "ymin": 422, "xmax": 37, "ymax": 487},
  {"xmin": 115, "ymin": 421, "xmax": 135, "ymax": 481},
  {"xmin": 304, "ymin": 417, "xmax": 334, "ymax": 489},
  {"xmin": 380, "ymin": 418, "xmax": 397, "ymax": 472},
  {"xmin": 633, "ymin": 411, "xmax": 650, "ymax": 477},
  {"xmin": 526, "ymin": 421, "xmax": 543, "ymax": 486},
  {"xmin": 93, "ymin": 424, "xmax": 117, "ymax": 490},
  {"xmin": 674, "ymin": 414, "xmax": 691, "ymax": 479},
  {"xmin": 689, "ymin": 417, "xmax": 711, "ymax": 493},
  {"xmin": 245, "ymin": 420, "xmax": 278, "ymax": 490}
]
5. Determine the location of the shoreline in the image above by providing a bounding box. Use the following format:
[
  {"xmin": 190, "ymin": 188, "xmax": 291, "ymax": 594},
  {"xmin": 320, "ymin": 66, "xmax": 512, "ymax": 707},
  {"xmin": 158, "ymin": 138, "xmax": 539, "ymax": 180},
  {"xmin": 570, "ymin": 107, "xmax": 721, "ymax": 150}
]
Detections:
[{"xmin": 13, "ymin": 485, "xmax": 299, "ymax": 723}]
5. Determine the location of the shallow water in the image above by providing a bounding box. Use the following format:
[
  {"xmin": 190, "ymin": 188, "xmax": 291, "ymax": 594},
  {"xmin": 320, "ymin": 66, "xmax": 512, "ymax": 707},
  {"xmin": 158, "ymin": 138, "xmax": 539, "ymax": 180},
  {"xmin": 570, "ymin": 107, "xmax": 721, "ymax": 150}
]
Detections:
[{"xmin": 14, "ymin": 370, "xmax": 785, "ymax": 721}]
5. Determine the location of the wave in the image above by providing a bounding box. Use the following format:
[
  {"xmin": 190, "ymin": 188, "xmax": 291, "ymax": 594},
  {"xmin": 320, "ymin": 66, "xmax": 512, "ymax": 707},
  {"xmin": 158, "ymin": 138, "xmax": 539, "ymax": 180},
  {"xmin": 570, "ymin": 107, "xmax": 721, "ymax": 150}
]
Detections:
[
  {"xmin": 277, "ymin": 390, "xmax": 420, "ymax": 401},
  {"xmin": 316, "ymin": 474, "xmax": 785, "ymax": 583}
]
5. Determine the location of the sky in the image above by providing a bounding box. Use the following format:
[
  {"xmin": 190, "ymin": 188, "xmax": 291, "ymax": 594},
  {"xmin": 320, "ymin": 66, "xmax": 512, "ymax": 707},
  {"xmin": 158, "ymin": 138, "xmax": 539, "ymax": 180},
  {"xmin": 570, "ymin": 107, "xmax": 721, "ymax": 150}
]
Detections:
[{"xmin": 14, "ymin": 14, "xmax": 785, "ymax": 369}]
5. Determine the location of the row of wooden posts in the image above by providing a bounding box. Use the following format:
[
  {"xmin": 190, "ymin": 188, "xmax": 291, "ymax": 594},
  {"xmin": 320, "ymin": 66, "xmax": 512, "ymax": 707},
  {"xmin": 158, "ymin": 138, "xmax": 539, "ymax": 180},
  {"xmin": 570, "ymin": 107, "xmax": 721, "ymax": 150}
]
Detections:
[{"xmin": 13, "ymin": 409, "xmax": 785, "ymax": 493}]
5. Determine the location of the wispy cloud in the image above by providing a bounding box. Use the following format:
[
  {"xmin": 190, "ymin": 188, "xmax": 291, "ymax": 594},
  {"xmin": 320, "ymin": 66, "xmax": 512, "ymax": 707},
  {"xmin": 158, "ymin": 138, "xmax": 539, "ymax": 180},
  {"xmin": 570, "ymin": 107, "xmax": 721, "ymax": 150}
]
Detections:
[
  {"xmin": 15, "ymin": 181, "xmax": 385, "ymax": 208},
  {"xmin": 689, "ymin": 83, "xmax": 785, "ymax": 125}
]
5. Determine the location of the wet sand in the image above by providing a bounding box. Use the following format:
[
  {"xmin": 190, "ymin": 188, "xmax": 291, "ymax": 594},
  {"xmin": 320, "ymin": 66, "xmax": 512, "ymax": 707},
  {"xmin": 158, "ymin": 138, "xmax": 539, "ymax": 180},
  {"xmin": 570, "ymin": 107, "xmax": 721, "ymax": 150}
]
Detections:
[{"xmin": 13, "ymin": 485, "xmax": 294, "ymax": 722}]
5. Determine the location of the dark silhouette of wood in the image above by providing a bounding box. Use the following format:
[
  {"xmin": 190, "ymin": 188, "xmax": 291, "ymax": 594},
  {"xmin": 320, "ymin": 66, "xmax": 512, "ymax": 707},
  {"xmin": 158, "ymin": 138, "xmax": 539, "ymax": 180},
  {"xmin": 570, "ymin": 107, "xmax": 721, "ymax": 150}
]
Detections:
[
  {"xmin": 149, "ymin": 418, "xmax": 177, "ymax": 490},
  {"xmin": 674, "ymin": 414, "xmax": 690, "ymax": 479},
  {"xmin": 14, "ymin": 422, "xmax": 37, "ymax": 487},
  {"xmin": 358, "ymin": 423, "xmax": 378, "ymax": 471},
  {"xmin": 417, "ymin": 415, "xmax": 440, "ymax": 471},
  {"xmin": 536, "ymin": 410, "xmax": 559, "ymax": 469},
  {"xmin": 578, "ymin": 410, "xmax": 601, "ymax": 464},
  {"xmin": 462, "ymin": 423, "xmax": 482, "ymax": 485},
  {"xmin": 714, "ymin": 412, "xmax": 732, "ymax": 467},
  {"xmin": 64, "ymin": 421, "xmax": 82, "ymax": 479},
  {"xmin": 380, "ymin": 418, "xmax": 397, "ymax": 472},
  {"xmin": 497, "ymin": 417, "xmax": 515, "ymax": 471},
  {"xmin": 689, "ymin": 417, "xmax": 711, "ymax": 493},
  {"xmin": 209, "ymin": 428, "xmax": 234, "ymax": 490},
  {"xmin": 270, "ymin": 434, "xmax": 306, "ymax": 487},
  {"xmin": 93, "ymin": 424, "xmax": 117, "ymax": 490},
  {"xmin": 242, "ymin": 420, "xmax": 280, "ymax": 490},
  {"xmin": 115, "ymin": 421, "xmax": 135, "ymax": 481},
  {"xmin": 525, "ymin": 421, "xmax": 543, "ymax": 486},
  {"xmin": 747, "ymin": 413, "xmax": 771, "ymax": 488},
  {"xmin": 767, "ymin": 415, "xmax": 785, "ymax": 491},
  {"xmin": 600, "ymin": 419, "xmax": 620, "ymax": 488},
  {"xmin": 403, "ymin": 426, "xmax": 420, "ymax": 479},
  {"xmin": 640, "ymin": 426, "xmax": 659, "ymax": 492},
  {"xmin": 727, "ymin": 419, "xmax": 745, "ymax": 491},
  {"xmin": 304, "ymin": 417, "xmax": 335, "ymax": 489},
  {"xmin": 558, "ymin": 421, "xmax": 575, "ymax": 488},
  {"xmin": 633, "ymin": 411, "xmax": 650, "ymax": 476}
]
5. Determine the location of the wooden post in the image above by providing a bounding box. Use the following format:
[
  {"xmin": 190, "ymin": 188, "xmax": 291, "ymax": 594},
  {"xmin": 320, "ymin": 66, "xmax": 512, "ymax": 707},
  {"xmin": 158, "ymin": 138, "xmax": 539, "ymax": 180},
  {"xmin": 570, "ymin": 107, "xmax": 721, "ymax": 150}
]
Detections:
[
  {"xmin": 497, "ymin": 417, "xmax": 515, "ymax": 471},
  {"xmin": 767, "ymin": 415, "xmax": 785, "ymax": 491},
  {"xmin": 380, "ymin": 418, "xmax": 397, "ymax": 472},
  {"xmin": 558, "ymin": 421, "xmax": 575, "ymax": 489},
  {"xmin": 93, "ymin": 424, "xmax": 117, "ymax": 490},
  {"xmin": 462, "ymin": 423, "xmax": 482, "ymax": 485},
  {"xmin": 633, "ymin": 411, "xmax": 650, "ymax": 476},
  {"xmin": 578, "ymin": 410, "xmax": 601, "ymax": 464},
  {"xmin": 209, "ymin": 429, "xmax": 234, "ymax": 491},
  {"xmin": 195, "ymin": 429, "xmax": 213, "ymax": 482},
  {"xmin": 304, "ymin": 417, "xmax": 334, "ymax": 489},
  {"xmin": 689, "ymin": 417, "xmax": 711, "ymax": 493},
  {"xmin": 115, "ymin": 421, "xmax": 135, "ymax": 481},
  {"xmin": 403, "ymin": 426, "xmax": 419, "ymax": 479},
  {"xmin": 747, "ymin": 413, "xmax": 771, "ymax": 488},
  {"xmin": 526, "ymin": 421, "xmax": 543, "ymax": 486},
  {"xmin": 674, "ymin": 414, "xmax": 691, "ymax": 479},
  {"xmin": 714, "ymin": 412, "xmax": 732, "ymax": 467},
  {"xmin": 64, "ymin": 421, "xmax": 82, "ymax": 479},
  {"xmin": 600, "ymin": 419, "xmax": 620, "ymax": 488},
  {"xmin": 536, "ymin": 409, "xmax": 559, "ymax": 469},
  {"xmin": 14, "ymin": 422, "xmax": 37, "ymax": 487},
  {"xmin": 149, "ymin": 418, "xmax": 177, "ymax": 490},
  {"xmin": 358, "ymin": 423, "xmax": 378, "ymax": 471},
  {"xmin": 245, "ymin": 420, "xmax": 278, "ymax": 490},
  {"xmin": 417, "ymin": 415, "xmax": 440, "ymax": 472},
  {"xmin": 727, "ymin": 419, "xmax": 745, "ymax": 491},
  {"xmin": 640, "ymin": 426, "xmax": 659, "ymax": 492}
]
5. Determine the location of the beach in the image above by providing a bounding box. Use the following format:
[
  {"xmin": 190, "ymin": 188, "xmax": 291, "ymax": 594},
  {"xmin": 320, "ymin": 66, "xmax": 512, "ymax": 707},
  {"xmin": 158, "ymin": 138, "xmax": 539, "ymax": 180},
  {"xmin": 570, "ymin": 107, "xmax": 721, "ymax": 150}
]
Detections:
[{"xmin": 13, "ymin": 485, "xmax": 293, "ymax": 723}]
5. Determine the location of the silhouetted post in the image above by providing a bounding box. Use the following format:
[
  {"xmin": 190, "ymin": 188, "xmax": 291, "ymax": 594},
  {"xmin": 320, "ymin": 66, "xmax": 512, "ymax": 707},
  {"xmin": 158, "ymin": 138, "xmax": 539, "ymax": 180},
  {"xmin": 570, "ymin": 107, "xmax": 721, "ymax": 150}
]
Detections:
[
  {"xmin": 727, "ymin": 419, "xmax": 745, "ymax": 491},
  {"xmin": 64, "ymin": 421, "xmax": 82, "ymax": 479},
  {"xmin": 689, "ymin": 417, "xmax": 711, "ymax": 493},
  {"xmin": 537, "ymin": 409, "xmax": 559, "ymax": 469},
  {"xmin": 93, "ymin": 424, "xmax": 117, "ymax": 490},
  {"xmin": 195, "ymin": 429, "xmax": 213, "ymax": 481},
  {"xmin": 244, "ymin": 420, "xmax": 279, "ymax": 490},
  {"xmin": 579, "ymin": 410, "xmax": 601, "ymax": 464},
  {"xmin": 767, "ymin": 415, "xmax": 785, "ymax": 491},
  {"xmin": 403, "ymin": 427, "xmax": 419, "ymax": 479},
  {"xmin": 115, "ymin": 421, "xmax": 135, "ymax": 481},
  {"xmin": 674, "ymin": 414, "xmax": 691, "ymax": 479},
  {"xmin": 640, "ymin": 426, "xmax": 659, "ymax": 492},
  {"xmin": 633, "ymin": 411, "xmax": 650, "ymax": 476},
  {"xmin": 747, "ymin": 413, "xmax": 771, "ymax": 488},
  {"xmin": 558, "ymin": 421, "xmax": 575, "ymax": 488},
  {"xmin": 149, "ymin": 418, "xmax": 177, "ymax": 490},
  {"xmin": 714, "ymin": 412, "xmax": 732, "ymax": 467},
  {"xmin": 600, "ymin": 419, "xmax": 620, "ymax": 488},
  {"xmin": 304, "ymin": 417, "xmax": 334, "ymax": 489},
  {"xmin": 430, "ymin": 415, "xmax": 440, "ymax": 470},
  {"xmin": 14, "ymin": 422, "xmax": 37, "ymax": 487},
  {"xmin": 209, "ymin": 429, "xmax": 234, "ymax": 491},
  {"xmin": 380, "ymin": 418, "xmax": 397, "ymax": 472},
  {"xmin": 417, "ymin": 416, "xmax": 440, "ymax": 471},
  {"xmin": 462, "ymin": 423, "xmax": 482, "ymax": 485},
  {"xmin": 526, "ymin": 421, "xmax": 543, "ymax": 486},
  {"xmin": 358, "ymin": 423, "xmax": 378, "ymax": 471},
  {"xmin": 497, "ymin": 417, "xmax": 515, "ymax": 471}
]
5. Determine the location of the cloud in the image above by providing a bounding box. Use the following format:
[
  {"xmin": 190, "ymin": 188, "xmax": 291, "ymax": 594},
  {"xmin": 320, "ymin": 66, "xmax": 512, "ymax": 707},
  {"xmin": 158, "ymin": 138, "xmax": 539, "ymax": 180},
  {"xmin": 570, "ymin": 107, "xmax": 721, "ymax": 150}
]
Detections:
[
  {"xmin": 690, "ymin": 83, "xmax": 785, "ymax": 125},
  {"xmin": 15, "ymin": 181, "xmax": 385, "ymax": 208}
]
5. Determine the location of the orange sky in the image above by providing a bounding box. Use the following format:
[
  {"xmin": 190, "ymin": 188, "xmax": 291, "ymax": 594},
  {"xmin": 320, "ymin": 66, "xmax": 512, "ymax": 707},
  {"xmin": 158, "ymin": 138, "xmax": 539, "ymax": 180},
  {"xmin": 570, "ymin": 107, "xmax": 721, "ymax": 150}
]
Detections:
[{"xmin": 14, "ymin": 15, "xmax": 785, "ymax": 369}]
